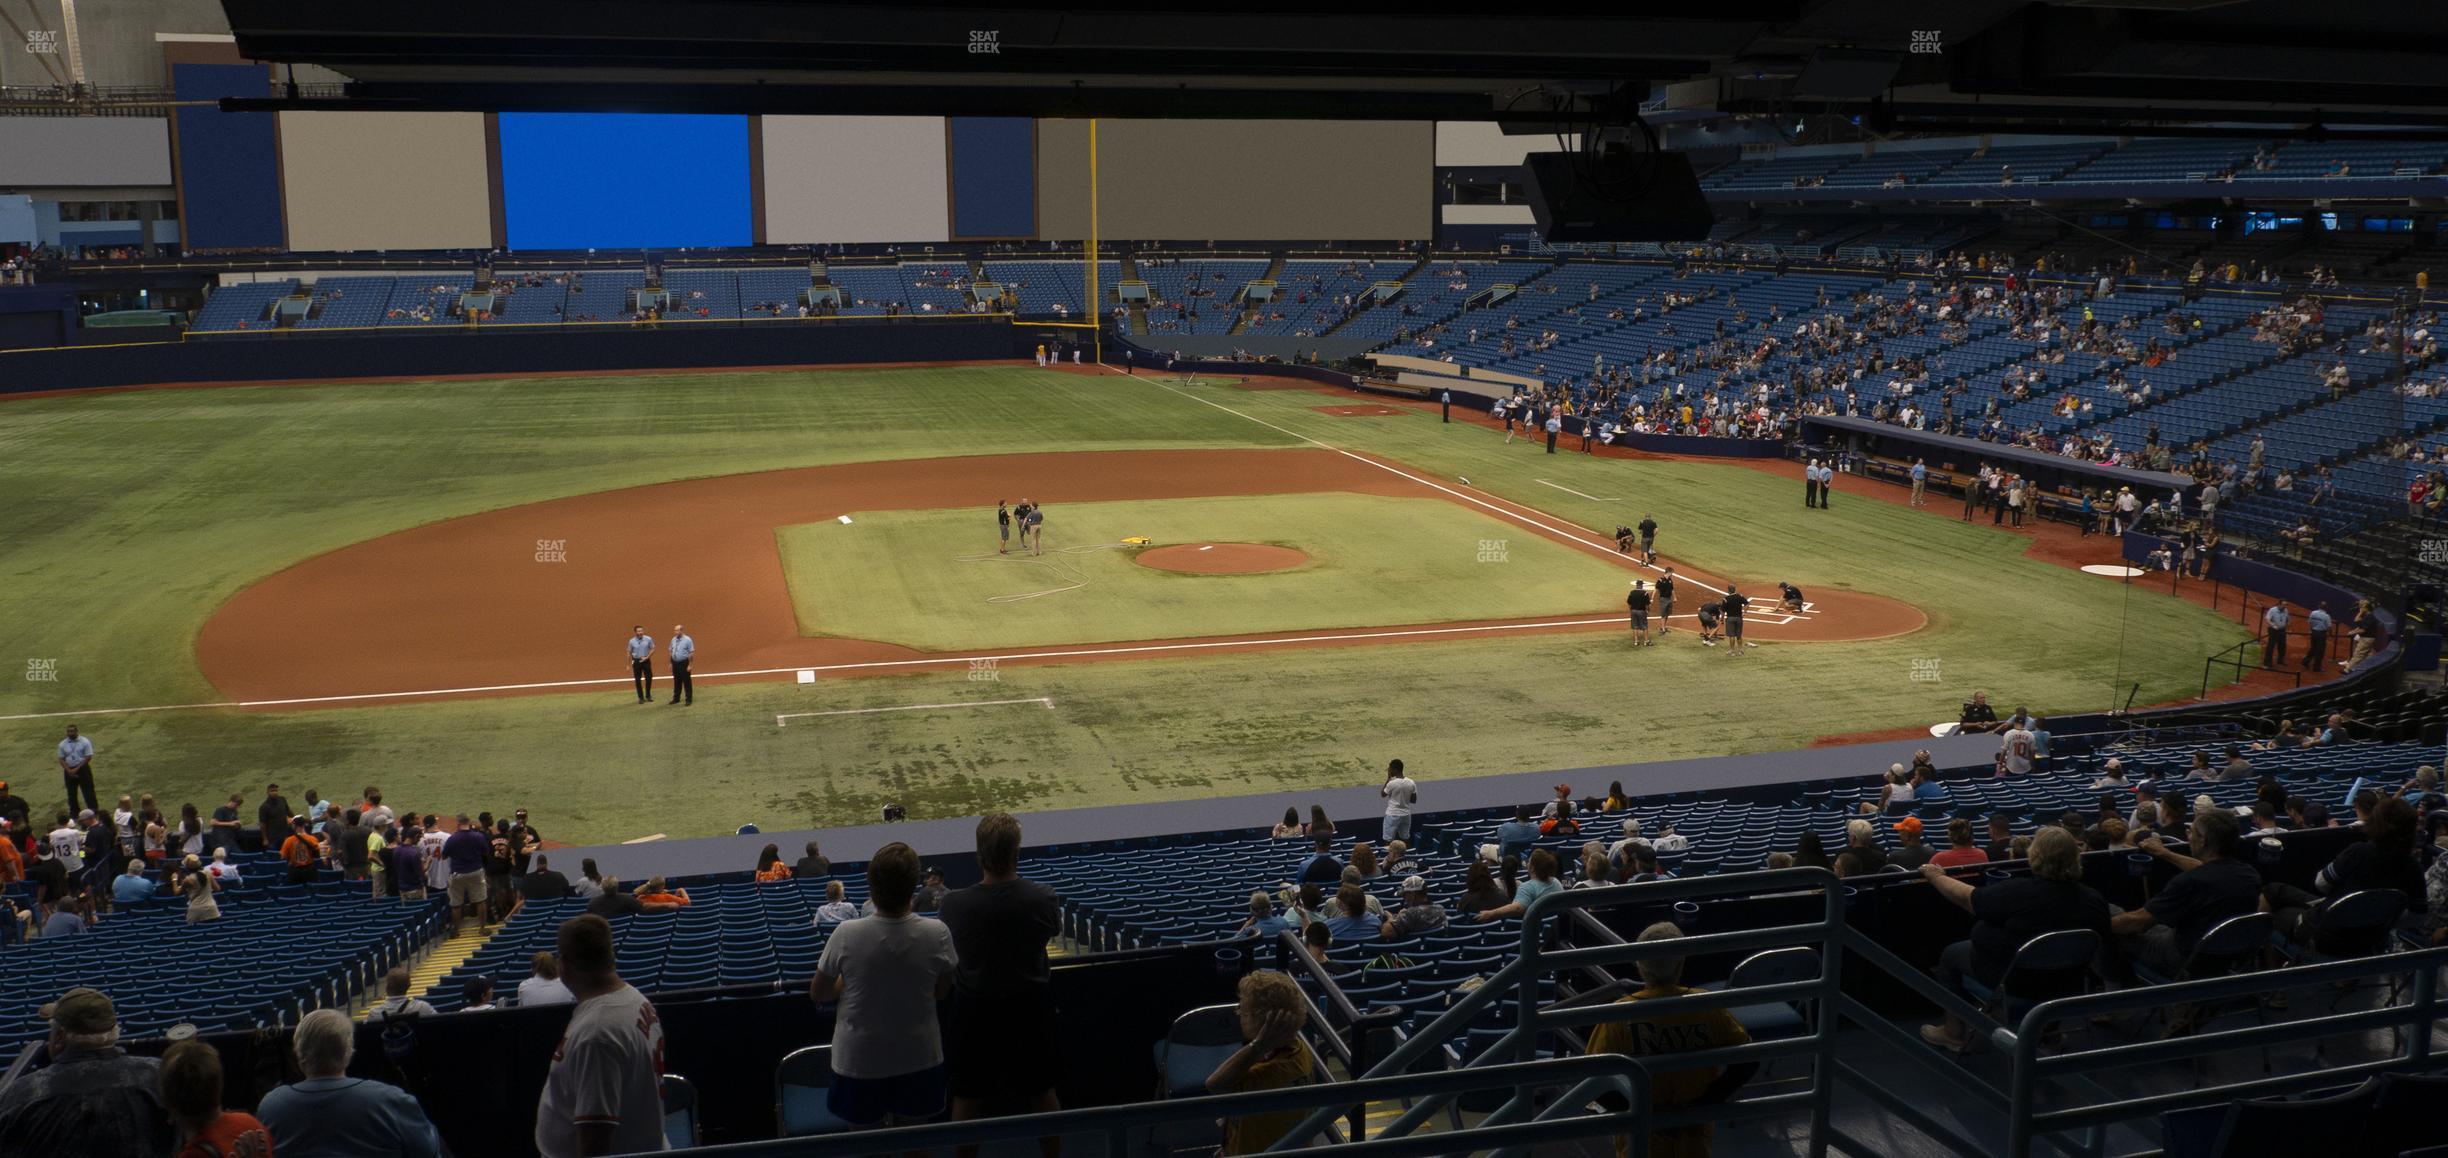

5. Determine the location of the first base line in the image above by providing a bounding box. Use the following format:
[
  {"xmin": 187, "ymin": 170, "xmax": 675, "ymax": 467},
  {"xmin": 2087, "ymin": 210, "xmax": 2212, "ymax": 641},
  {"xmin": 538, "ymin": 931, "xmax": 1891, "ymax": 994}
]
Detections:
[{"xmin": 776, "ymin": 697, "xmax": 1055, "ymax": 726}]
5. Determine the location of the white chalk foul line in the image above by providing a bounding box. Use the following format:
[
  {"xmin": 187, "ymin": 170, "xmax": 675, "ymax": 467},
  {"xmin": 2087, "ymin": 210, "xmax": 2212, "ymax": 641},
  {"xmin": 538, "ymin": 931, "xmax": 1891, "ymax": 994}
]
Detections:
[
  {"xmin": 776, "ymin": 697, "xmax": 1054, "ymax": 726},
  {"xmin": 1142, "ymin": 378, "xmax": 1742, "ymax": 599},
  {"xmin": 1533, "ymin": 478, "xmax": 1623, "ymax": 502}
]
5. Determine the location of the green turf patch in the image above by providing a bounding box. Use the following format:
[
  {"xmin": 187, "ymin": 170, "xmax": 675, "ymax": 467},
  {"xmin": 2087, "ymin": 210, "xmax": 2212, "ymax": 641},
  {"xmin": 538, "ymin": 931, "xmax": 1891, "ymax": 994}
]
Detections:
[{"xmin": 775, "ymin": 494, "xmax": 1628, "ymax": 650}]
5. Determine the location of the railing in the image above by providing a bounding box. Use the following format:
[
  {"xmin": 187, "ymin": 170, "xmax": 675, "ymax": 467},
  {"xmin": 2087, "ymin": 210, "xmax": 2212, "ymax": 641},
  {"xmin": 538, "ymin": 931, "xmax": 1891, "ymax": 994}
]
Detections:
[
  {"xmin": 2005, "ymin": 945, "xmax": 2448, "ymax": 1158},
  {"xmin": 674, "ymin": 1055, "xmax": 1651, "ymax": 1157}
]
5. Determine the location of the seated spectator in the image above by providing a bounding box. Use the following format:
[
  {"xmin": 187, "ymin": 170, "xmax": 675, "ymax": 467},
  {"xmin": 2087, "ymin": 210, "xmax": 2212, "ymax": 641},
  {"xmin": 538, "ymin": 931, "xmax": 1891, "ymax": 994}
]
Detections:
[
  {"xmin": 1455, "ymin": 859, "xmax": 1508, "ymax": 916},
  {"xmin": 1493, "ymin": 806, "xmax": 1541, "ymax": 862},
  {"xmin": 1350, "ymin": 842, "xmax": 1380, "ymax": 879},
  {"xmin": 519, "ymin": 853, "xmax": 572, "ymax": 901},
  {"xmin": 2089, "ymin": 758, "xmax": 2131, "ymax": 789},
  {"xmin": 570, "ymin": 857, "xmax": 606, "ymax": 900},
  {"xmin": 1918, "ymin": 827, "xmax": 2110, "ymax": 1051},
  {"xmin": 1322, "ymin": 885, "xmax": 1383, "ymax": 941},
  {"xmin": 1792, "ymin": 830, "xmax": 1832, "ymax": 870},
  {"xmin": 256, "ymin": 1008, "xmax": 442, "ymax": 1157},
  {"xmin": 110, "ymin": 859, "xmax": 155, "ymax": 905},
  {"xmin": 1205, "ymin": 970, "xmax": 1317, "ymax": 1155},
  {"xmin": 754, "ymin": 842, "xmax": 793, "ymax": 883},
  {"xmin": 794, "ymin": 839, "xmax": 832, "ymax": 877},
  {"xmin": 809, "ymin": 841, "xmax": 958, "ymax": 1130},
  {"xmin": 1270, "ymin": 807, "xmax": 1303, "ymax": 839},
  {"xmin": 1477, "ymin": 848, "xmax": 1562, "ymax": 921},
  {"xmin": 2284, "ymin": 795, "xmax": 2331, "ymax": 830},
  {"xmin": 1891, "ymin": 817, "xmax": 1936, "ymax": 870},
  {"xmin": 913, "ymin": 865, "xmax": 948, "ymax": 913},
  {"xmin": 1296, "ymin": 836, "xmax": 1342, "ymax": 884},
  {"xmin": 1931, "ymin": 819, "xmax": 1990, "ymax": 868},
  {"xmin": 365, "ymin": 967, "xmax": 437, "ymax": 1024},
  {"xmin": 1621, "ymin": 842, "xmax": 1668, "ymax": 883},
  {"xmin": 1305, "ymin": 805, "xmax": 1334, "ymax": 841},
  {"xmin": 635, "ymin": 876, "xmax": 692, "ymax": 906},
  {"xmin": 814, "ymin": 879, "xmax": 862, "ymax": 926},
  {"xmin": 585, "ymin": 877, "xmax": 680, "ymax": 918},
  {"xmin": 2424, "ymin": 818, "xmax": 2448, "ymax": 946},
  {"xmin": 1652, "ymin": 822, "xmax": 1690, "ymax": 855},
  {"xmin": 203, "ymin": 846, "xmax": 242, "ymax": 886},
  {"xmin": 1540, "ymin": 789, "xmax": 1582, "ymax": 838},
  {"xmin": 1585, "ymin": 923, "xmax": 1756, "ymax": 1158},
  {"xmin": 1958, "ymin": 691, "xmax": 2003, "ymax": 733},
  {"xmin": 1843, "ymin": 818, "xmax": 1890, "ymax": 874},
  {"xmin": 0, "ymin": 987, "xmax": 172, "ymax": 1154},
  {"xmin": 2112, "ymin": 808, "xmax": 2260, "ymax": 985},
  {"xmin": 1238, "ymin": 890, "xmax": 1294, "ymax": 941},
  {"xmin": 518, "ymin": 952, "xmax": 574, "ymax": 1007},
  {"xmin": 460, "ymin": 976, "xmax": 499, "ymax": 1012},
  {"xmin": 1324, "ymin": 868, "xmax": 1386, "ymax": 918},
  {"xmin": 1574, "ymin": 842, "xmax": 1615, "ymax": 888},
  {"xmin": 1382, "ymin": 876, "xmax": 1447, "ymax": 938},
  {"xmin": 1603, "ymin": 781, "xmax": 1633, "ymax": 812},
  {"xmin": 43, "ymin": 894, "xmax": 92, "ymax": 937},
  {"xmin": 1383, "ymin": 839, "xmax": 1420, "ymax": 876},
  {"xmin": 163, "ymin": 1037, "xmax": 270, "ymax": 1158},
  {"xmin": 1984, "ymin": 814, "xmax": 2018, "ymax": 862},
  {"xmin": 2266, "ymin": 796, "xmax": 2422, "ymax": 945}
]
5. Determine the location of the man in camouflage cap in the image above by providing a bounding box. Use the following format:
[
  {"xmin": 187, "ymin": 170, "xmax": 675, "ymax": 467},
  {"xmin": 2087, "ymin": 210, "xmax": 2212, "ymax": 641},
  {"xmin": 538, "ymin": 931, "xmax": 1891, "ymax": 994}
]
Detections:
[{"xmin": 0, "ymin": 987, "xmax": 173, "ymax": 1153}]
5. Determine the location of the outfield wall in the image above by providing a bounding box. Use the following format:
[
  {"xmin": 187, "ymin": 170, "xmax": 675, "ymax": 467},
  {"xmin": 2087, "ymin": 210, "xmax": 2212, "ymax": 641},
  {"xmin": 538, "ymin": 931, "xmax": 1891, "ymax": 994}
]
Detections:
[{"xmin": 0, "ymin": 320, "xmax": 1021, "ymax": 393}]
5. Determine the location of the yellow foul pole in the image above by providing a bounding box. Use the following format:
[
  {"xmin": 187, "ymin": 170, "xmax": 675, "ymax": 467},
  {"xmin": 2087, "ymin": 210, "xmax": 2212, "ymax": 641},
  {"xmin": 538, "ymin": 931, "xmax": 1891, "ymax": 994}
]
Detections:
[{"xmin": 1088, "ymin": 118, "xmax": 1101, "ymax": 366}]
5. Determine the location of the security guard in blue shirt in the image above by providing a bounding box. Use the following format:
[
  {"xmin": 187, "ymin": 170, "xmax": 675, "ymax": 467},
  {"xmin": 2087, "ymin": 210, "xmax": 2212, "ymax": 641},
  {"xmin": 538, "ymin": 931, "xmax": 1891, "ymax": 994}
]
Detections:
[
  {"xmin": 668, "ymin": 625, "xmax": 696, "ymax": 706},
  {"xmin": 627, "ymin": 626, "xmax": 655, "ymax": 703}
]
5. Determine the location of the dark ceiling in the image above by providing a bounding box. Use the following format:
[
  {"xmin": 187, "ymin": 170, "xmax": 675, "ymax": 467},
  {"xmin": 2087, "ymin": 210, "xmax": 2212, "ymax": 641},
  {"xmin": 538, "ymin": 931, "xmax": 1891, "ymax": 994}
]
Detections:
[{"xmin": 217, "ymin": 1, "xmax": 2448, "ymax": 137}]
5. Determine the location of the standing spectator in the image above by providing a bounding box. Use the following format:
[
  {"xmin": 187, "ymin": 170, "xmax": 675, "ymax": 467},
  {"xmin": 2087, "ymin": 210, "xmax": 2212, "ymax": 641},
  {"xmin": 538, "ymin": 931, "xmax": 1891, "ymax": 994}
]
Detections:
[
  {"xmin": 0, "ymin": 987, "xmax": 172, "ymax": 1154},
  {"xmin": 366, "ymin": 967, "xmax": 437, "ymax": 1024},
  {"xmin": 258, "ymin": 1008, "xmax": 442, "ymax": 1157},
  {"xmin": 2001, "ymin": 715, "xmax": 2037, "ymax": 777},
  {"xmin": 392, "ymin": 820, "xmax": 429, "ymax": 901},
  {"xmin": 810, "ymin": 841, "xmax": 958, "ymax": 1129},
  {"xmin": 162, "ymin": 1037, "xmax": 272, "ymax": 1158},
  {"xmin": 519, "ymin": 952, "xmax": 575, "ymax": 1007},
  {"xmin": 281, "ymin": 817, "xmax": 323, "ymax": 885},
  {"xmin": 511, "ymin": 808, "xmax": 541, "ymax": 875},
  {"xmin": 443, "ymin": 815, "xmax": 490, "ymax": 925},
  {"xmin": 180, "ymin": 856, "xmax": 221, "ymax": 923},
  {"xmin": 486, "ymin": 819, "xmax": 518, "ymax": 921},
  {"xmin": 793, "ymin": 840, "xmax": 831, "ymax": 878},
  {"xmin": 207, "ymin": 794, "xmax": 246, "ymax": 857},
  {"xmin": 48, "ymin": 811, "xmax": 85, "ymax": 876},
  {"xmin": 55, "ymin": 725, "xmax": 97, "ymax": 816},
  {"xmin": 258, "ymin": 782, "xmax": 293, "ymax": 849},
  {"xmin": 1380, "ymin": 758, "xmax": 1418, "ymax": 844},
  {"xmin": 1205, "ymin": 970, "xmax": 1317, "ymax": 1155},
  {"xmin": 24, "ymin": 840, "xmax": 69, "ymax": 910},
  {"xmin": 535, "ymin": 914, "xmax": 670, "ymax": 1158},
  {"xmin": 1584, "ymin": 924, "xmax": 1755, "ymax": 1158},
  {"xmin": 333, "ymin": 808, "xmax": 370, "ymax": 880},
  {"xmin": 0, "ymin": 779, "xmax": 30, "ymax": 849},
  {"xmin": 939, "ymin": 812, "xmax": 1064, "ymax": 1147},
  {"xmin": 0, "ymin": 822, "xmax": 21, "ymax": 885}
]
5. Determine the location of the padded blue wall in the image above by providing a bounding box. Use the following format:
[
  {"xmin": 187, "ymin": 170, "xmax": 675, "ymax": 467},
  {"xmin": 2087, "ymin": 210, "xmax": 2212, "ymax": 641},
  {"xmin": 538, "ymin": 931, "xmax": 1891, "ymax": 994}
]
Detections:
[
  {"xmin": 170, "ymin": 64, "xmax": 284, "ymax": 250},
  {"xmin": 498, "ymin": 114, "xmax": 752, "ymax": 249},
  {"xmin": 948, "ymin": 117, "xmax": 1035, "ymax": 238}
]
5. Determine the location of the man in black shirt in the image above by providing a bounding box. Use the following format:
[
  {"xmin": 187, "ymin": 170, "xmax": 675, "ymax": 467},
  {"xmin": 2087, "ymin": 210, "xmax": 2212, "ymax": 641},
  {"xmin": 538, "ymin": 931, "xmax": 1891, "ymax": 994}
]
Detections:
[
  {"xmin": 2113, "ymin": 808, "xmax": 2260, "ymax": 981},
  {"xmin": 24, "ymin": 840, "xmax": 69, "ymax": 907},
  {"xmin": 939, "ymin": 813, "xmax": 1064, "ymax": 1139},
  {"xmin": 1958, "ymin": 692, "xmax": 2002, "ymax": 734},
  {"xmin": 1778, "ymin": 582, "xmax": 1805, "ymax": 612},
  {"xmin": 1636, "ymin": 516, "xmax": 1658, "ymax": 565},
  {"xmin": 0, "ymin": 782, "xmax": 30, "ymax": 854},
  {"xmin": 793, "ymin": 839, "xmax": 831, "ymax": 878},
  {"xmin": 1655, "ymin": 568, "xmax": 1676, "ymax": 634},
  {"xmin": 256, "ymin": 784, "xmax": 292, "ymax": 853},
  {"xmin": 1626, "ymin": 580, "xmax": 1653, "ymax": 646},
  {"xmin": 519, "ymin": 854, "xmax": 573, "ymax": 901},
  {"xmin": 1722, "ymin": 585, "xmax": 1748, "ymax": 656},
  {"xmin": 1918, "ymin": 827, "xmax": 2108, "ymax": 1051}
]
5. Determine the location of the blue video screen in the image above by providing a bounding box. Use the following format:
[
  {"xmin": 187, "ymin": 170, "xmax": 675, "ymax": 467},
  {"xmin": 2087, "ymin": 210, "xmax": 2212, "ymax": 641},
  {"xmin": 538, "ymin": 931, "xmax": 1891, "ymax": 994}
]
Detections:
[{"xmin": 498, "ymin": 113, "xmax": 752, "ymax": 249}]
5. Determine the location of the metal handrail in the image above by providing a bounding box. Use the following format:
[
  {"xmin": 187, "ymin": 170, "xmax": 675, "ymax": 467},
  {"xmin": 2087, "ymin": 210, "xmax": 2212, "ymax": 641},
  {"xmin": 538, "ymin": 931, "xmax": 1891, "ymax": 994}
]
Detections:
[
  {"xmin": 2004, "ymin": 944, "xmax": 2448, "ymax": 1158},
  {"xmin": 677, "ymin": 1054, "xmax": 1652, "ymax": 1158}
]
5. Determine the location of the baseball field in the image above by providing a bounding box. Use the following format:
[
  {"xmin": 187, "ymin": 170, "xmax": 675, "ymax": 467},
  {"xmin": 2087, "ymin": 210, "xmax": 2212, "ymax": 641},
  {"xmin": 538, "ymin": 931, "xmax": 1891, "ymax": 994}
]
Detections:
[{"xmin": 0, "ymin": 363, "xmax": 2252, "ymax": 843}]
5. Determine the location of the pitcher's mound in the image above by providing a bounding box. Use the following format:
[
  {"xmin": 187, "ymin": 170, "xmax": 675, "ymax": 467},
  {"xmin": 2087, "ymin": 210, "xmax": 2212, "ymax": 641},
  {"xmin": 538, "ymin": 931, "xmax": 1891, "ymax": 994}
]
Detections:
[{"xmin": 1134, "ymin": 543, "xmax": 1311, "ymax": 575}]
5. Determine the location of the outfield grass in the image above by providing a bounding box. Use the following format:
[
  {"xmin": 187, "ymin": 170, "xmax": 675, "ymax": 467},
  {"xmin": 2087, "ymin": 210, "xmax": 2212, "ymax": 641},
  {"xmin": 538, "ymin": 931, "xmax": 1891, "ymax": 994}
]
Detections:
[
  {"xmin": 777, "ymin": 493, "xmax": 1629, "ymax": 649},
  {"xmin": 0, "ymin": 365, "xmax": 2252, "ymax": 842}
]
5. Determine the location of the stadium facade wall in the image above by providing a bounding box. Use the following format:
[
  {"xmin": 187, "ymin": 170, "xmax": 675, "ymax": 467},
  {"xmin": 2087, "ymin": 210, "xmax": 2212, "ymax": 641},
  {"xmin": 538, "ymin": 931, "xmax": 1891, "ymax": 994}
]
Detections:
[
  {"xmin": 760, "ymin": 115, "xmax": 953, "ymax": 244},
  {"xmin": 275, "ymin": 112, "xmax": 494, "ymax": 252},
  {"xmin": 1035, "ymin": 119, "xmax": 1434, "ymax": 241},
  {"xmin": 169, "ymin": 61, "xmax": 285, "ymax": 251},
  {"xmin": 0, "ymin": 320, "xmax": 1022, "ymax": 394},
  {"xmin": 0, "ymin": 118, "xmax": 174, "ymax": 187}
]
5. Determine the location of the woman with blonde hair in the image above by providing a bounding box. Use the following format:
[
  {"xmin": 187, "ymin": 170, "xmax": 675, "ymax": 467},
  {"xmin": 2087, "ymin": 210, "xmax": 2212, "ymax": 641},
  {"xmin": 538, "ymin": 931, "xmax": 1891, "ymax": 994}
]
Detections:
[
  {"xmin": 1206, "ymin": 970, "xmax": 1316, "ymax": 1155},
  {"xmin": 179, "ymin": 854, "xmax": 220, "ymax": 923}
]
